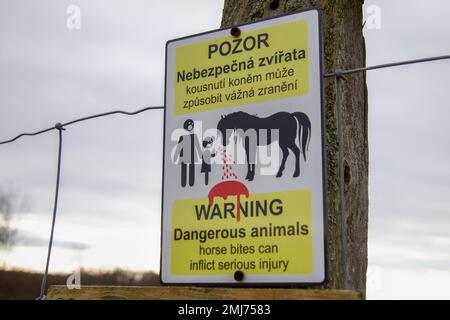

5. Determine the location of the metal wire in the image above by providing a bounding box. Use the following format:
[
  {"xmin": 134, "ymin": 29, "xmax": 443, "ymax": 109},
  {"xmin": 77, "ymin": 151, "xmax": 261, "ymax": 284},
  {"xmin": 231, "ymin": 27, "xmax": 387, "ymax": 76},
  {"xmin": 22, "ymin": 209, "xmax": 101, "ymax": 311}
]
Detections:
[
  {"xmin": 0, "ymin": 106, "xmax": 164, "ymax": 145},
  {"xmin": 37, "ymin": 123, "xmax": 64, "ymax": 300},
  {"xmin": 326, "ymin": 55, "xmax": 449, "ymax": 290},
  {"xmin": 0, "ymin": 127, "xmax": 56, "ymax": 145},
  {"xmin": 62, "ymin": 106, "xmax": 164, "ymax": 126},
  {"xmin": 0, "ymin": 106, "xmax": 165, "ymax": 299},
  {"xmin": 334, "ymin": 72, "xmax": 349, "ymax": 290},
  {"xmin": 324, "ymin": 55, "xmax": 450, "ymax": 78}
]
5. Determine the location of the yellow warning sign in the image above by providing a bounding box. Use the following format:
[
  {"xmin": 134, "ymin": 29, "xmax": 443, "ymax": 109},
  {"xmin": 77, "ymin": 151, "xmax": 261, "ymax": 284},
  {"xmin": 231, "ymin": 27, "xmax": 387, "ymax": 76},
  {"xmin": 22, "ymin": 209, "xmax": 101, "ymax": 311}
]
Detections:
[
  {"xmin": 162, "ymin": 9, "xmax": 326, "ymax": 285},
  {"xmin": 171, "ymin": 190, "xmax": 312, "ymax": 275},
  {"xmin": 174, "ymin": 20, "xmax": 309, "ymax": 115}
]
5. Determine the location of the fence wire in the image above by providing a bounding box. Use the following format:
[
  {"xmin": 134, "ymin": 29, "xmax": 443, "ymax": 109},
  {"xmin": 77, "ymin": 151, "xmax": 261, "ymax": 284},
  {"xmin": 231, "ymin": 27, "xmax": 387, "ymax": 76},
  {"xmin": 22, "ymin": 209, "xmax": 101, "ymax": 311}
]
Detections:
[
  {"xmin": 0, "ymin": 55, "xmax": 449, "ymax": 298},
  {"xmin": 0, "ymin": 106, "xmax": 164, "ymax": 145}
]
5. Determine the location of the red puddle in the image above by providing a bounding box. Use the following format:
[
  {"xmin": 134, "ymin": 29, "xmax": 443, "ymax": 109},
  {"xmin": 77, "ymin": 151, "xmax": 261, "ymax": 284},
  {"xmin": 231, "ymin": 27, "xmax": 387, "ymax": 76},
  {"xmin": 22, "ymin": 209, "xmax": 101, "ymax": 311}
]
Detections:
[{"xmin": 207, "ymin": 180, "xmax": 249, "ymax": 222}]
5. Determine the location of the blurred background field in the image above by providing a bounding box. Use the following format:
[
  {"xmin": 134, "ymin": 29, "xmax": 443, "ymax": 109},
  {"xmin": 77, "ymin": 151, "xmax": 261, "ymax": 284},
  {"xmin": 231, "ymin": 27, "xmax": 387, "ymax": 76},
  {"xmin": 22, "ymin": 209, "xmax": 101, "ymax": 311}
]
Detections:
[{"xmin": 0, "ymin": 267, "xmax": 159, "ymax": 300}]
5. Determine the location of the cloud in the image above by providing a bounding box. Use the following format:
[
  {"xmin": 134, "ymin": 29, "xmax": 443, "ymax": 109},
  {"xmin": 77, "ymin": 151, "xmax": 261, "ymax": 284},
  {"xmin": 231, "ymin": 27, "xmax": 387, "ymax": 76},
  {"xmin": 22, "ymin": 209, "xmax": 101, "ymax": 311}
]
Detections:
[
  {"xmin": 14, "ymin": 232, "xmax": 89, "ymax": 251},
  {"xmin": 0, "ymin": 0, "xmax": 224, "ymax": 275}
]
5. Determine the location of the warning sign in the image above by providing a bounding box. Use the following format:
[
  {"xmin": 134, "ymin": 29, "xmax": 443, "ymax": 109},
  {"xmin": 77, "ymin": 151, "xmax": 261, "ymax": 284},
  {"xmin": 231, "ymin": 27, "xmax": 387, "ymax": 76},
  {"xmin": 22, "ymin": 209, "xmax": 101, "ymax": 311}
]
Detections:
[{"xmin": 161, "ymin": 9, "xmax": 326, "ymax": 285}]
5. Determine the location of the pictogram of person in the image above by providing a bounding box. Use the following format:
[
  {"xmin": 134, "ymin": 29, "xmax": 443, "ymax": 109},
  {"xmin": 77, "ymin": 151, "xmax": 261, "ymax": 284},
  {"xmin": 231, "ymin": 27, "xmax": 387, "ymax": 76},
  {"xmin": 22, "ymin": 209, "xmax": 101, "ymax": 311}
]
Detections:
[
  {"xmin": 173, "ymin": 119, "xmax": 202, "ymax": 187},
  {"xmin": 201, "ymin": 137, "xmax": 216, "ymax": 186}
]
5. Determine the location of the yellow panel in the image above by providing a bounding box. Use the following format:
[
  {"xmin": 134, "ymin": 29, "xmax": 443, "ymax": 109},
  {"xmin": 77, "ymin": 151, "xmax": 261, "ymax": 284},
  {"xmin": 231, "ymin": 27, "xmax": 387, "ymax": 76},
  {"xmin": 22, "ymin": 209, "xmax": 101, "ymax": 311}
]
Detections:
[
  {"xmin": 171, "ymin": 190, "xmax": 312, "ymax": 276},
  {"xmin": 174, "ymin": 20, "xmax": 309, "ymax": 115}
]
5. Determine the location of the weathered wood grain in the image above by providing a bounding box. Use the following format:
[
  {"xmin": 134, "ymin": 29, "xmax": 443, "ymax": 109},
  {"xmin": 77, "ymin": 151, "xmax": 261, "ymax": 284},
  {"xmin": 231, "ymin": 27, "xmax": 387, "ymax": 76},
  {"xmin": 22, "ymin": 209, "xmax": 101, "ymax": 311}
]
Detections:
[
  {"xmin": 222, "ymin": 0, "xmax": 369, "ymax": 291},
  {"xmin": 47, "ymin": 285, "xmax": 364, "ymax": 300}
]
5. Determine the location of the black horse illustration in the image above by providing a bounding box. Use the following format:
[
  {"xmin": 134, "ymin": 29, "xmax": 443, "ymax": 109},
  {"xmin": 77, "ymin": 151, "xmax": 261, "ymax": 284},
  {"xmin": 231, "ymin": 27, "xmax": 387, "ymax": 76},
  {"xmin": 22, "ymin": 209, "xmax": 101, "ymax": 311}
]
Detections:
[{"xmin": 217, "ymin": 111, "xmax": 311, "ymax": 181}]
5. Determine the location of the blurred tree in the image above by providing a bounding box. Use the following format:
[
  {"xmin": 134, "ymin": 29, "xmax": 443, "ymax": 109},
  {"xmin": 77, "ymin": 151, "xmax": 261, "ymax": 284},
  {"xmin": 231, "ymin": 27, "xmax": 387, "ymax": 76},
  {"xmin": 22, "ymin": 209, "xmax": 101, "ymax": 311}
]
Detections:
[{"xmin": 0, "ymin": 185, "xmax": 19, "ymax": 249}]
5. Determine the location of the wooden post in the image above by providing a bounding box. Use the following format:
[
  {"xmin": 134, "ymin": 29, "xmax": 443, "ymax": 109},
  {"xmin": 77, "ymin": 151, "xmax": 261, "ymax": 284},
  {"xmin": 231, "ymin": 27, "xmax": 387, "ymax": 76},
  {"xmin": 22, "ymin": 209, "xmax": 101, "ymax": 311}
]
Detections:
[
  {"xmin": 221, "ymin": 0, "xmax": 369, "ymax": 291},
  {"xmin": 47, "ymin": 286, "xmax": 364, "ymax": 300}
]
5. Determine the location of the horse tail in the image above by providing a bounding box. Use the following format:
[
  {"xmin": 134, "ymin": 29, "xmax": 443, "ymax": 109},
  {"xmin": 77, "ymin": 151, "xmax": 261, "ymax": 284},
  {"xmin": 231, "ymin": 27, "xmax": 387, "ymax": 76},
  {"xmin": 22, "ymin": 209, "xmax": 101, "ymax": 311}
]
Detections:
[{"xmin": 292, "ymin": 112, "xmax": 311, "ymax": 161}]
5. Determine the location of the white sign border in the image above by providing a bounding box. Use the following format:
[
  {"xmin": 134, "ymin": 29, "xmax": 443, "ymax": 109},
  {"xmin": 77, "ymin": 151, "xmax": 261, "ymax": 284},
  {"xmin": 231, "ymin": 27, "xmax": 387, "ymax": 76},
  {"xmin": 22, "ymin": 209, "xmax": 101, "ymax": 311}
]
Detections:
[{"xmin": 160, "ymin": 7, "xmax": 328, "ymax": 286}]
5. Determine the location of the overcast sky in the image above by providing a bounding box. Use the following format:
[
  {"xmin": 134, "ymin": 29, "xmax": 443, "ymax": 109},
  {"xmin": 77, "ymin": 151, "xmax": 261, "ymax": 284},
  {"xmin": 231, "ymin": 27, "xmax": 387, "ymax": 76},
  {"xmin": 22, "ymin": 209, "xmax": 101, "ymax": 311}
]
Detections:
[{"xmin": 0, "ymin": 0, "xmax": 449, "ymax": 299}]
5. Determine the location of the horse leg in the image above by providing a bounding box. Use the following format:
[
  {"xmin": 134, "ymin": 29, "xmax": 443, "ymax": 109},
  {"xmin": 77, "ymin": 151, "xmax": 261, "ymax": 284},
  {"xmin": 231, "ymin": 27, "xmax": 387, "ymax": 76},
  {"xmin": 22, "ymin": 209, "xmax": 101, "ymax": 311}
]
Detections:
[
  {"xmin": 249, "ymin": 163, "xmax": 256, "ymax": 181},
  {"xmin": 245, "ymin": 149, "xmax": 252, "ymax": 180},
  {"xmin": 245, "ymin": 162, "xmax": 251, "ymax": 180},
  {"xmin": 291, "ymin": 144, "xmax": 300, "ymax": 177},
  {"xmin": 276, "ymin": 147, "xmax": 289, "ymax": 178},
  {"xmin": 245, "ymin": 137, "xmax": 252, "ymax": 180},
  {"xmin": 248, "ymin": 148, "xmax": 256, "ymax": 181}
]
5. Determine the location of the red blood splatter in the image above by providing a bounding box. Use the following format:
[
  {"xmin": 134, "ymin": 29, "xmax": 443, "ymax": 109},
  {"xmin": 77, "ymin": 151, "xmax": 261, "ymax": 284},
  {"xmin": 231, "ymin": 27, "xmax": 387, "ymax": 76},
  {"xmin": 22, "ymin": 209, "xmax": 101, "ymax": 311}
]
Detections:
[{"xmin": 217, "ymin": 149, "xmax": 240, "ymax": 182}]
